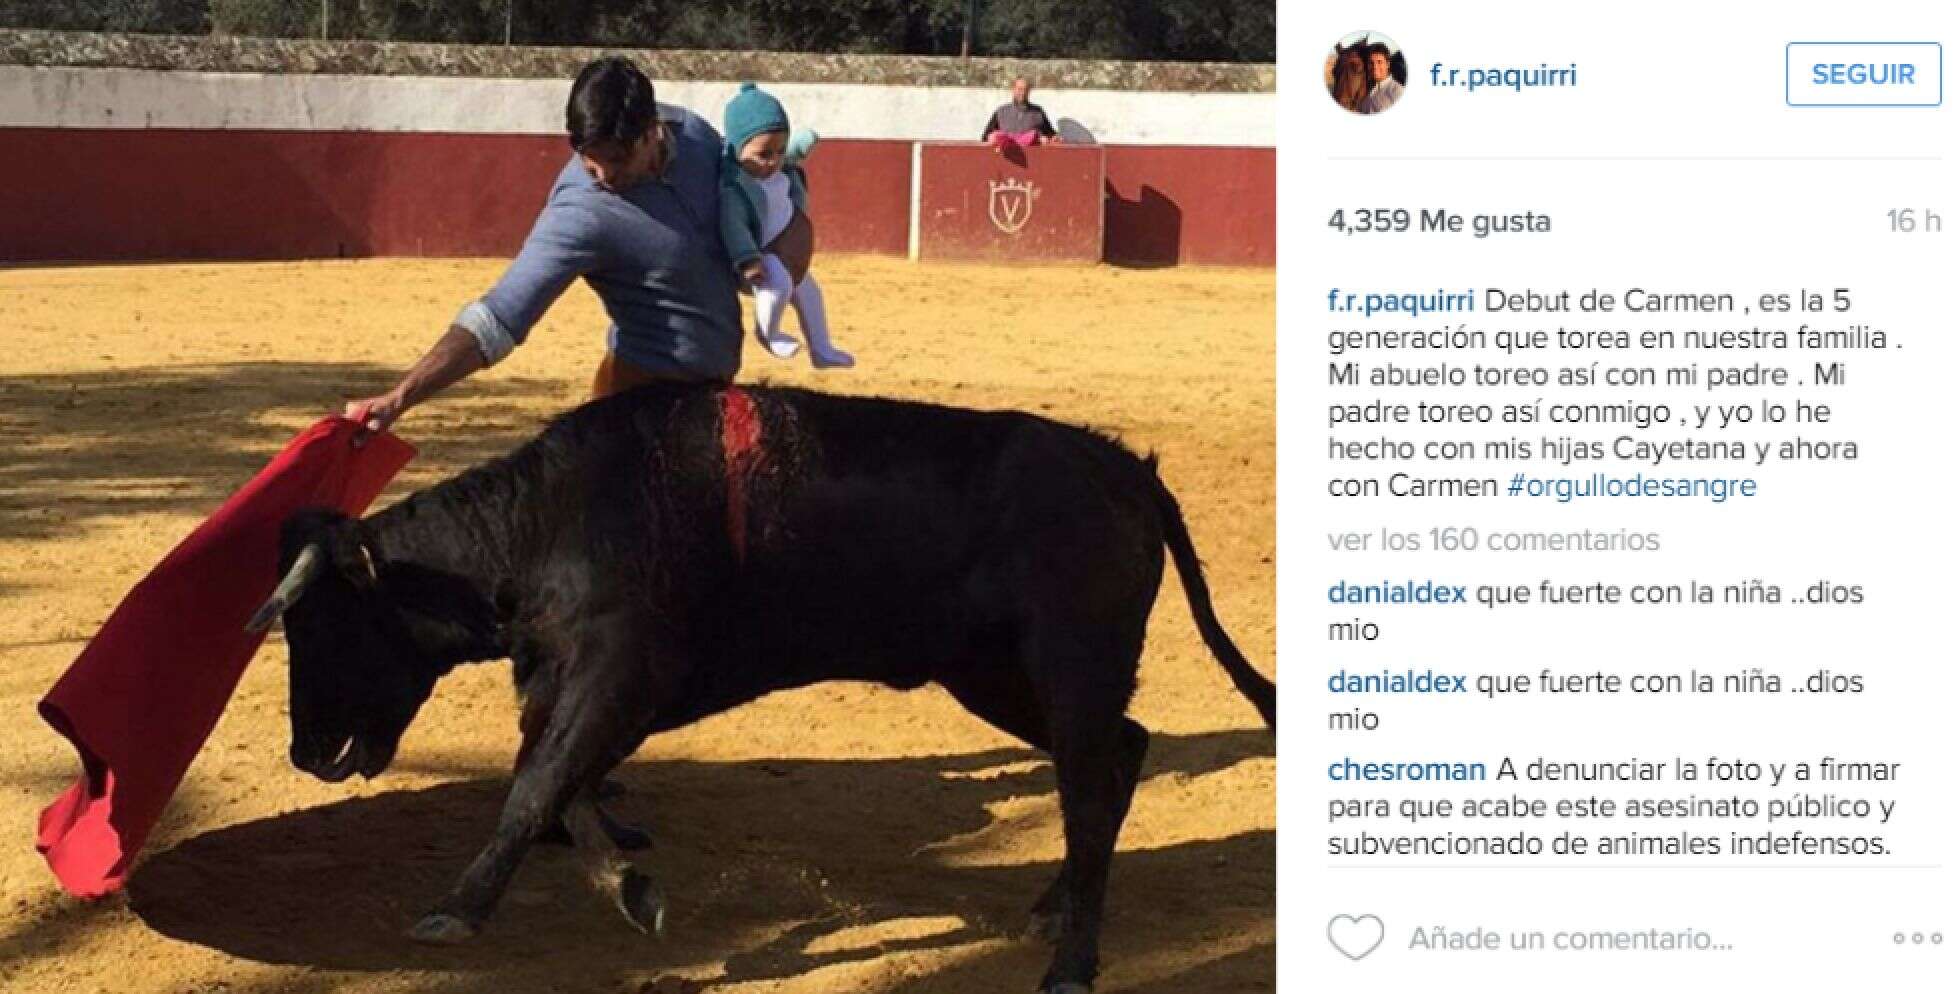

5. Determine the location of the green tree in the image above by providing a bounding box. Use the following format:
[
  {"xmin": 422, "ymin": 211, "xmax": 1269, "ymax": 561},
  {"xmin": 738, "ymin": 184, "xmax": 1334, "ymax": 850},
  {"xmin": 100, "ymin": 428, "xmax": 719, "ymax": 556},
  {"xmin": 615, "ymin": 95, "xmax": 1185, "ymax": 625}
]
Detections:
[
  {"xmin": 0, "ymin": 0, "xmax": 207, "ymax": 33},
  {"xmin": 206, "ymin": 0, "xmax": 313, "ymax": 37},
  {"xmin": 976, "ymin": 0, "xmax": 1140, "ymax": 60},
  {"xmin": 1, "ymin": 0, "xmax": 1275, "ymax": 61},
  {"xmin": 1155, "ymin": 0, "xmax": 1273, "ymax": 62},
  {"xmin": 350, "ymin": 0, "xmax": 510, "ymax": 44}
]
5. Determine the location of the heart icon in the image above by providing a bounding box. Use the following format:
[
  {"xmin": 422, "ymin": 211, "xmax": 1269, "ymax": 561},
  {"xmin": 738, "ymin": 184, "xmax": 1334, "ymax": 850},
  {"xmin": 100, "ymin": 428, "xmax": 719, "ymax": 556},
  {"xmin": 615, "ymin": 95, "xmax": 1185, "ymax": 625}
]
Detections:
[{"xmin": 1328, "ymin": 914, "xmax": 1385, "ymax": 961}]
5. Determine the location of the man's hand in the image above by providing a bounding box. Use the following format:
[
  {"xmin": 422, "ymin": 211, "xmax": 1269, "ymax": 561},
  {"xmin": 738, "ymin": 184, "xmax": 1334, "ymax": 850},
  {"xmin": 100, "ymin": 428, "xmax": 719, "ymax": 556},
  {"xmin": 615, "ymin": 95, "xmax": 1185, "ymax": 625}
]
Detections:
[
  {"xmin": 343, "ymin": 388, "xmax": 407, "ymax": 442},
  {"xmin": 339, "ymin": 324, "xmax": 490, "ymax": 445},
  {"xmin": 740, "ymin": 259, "xmax": 765, "ymax": 285}
]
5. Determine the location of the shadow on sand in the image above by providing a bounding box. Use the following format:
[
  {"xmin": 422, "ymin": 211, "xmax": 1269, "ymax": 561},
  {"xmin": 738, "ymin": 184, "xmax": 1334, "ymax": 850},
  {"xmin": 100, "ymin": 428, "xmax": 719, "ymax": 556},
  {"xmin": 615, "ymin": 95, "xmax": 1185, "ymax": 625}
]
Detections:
[
  {"xmin": 119, "ymin": 730, "xmax": 1274, "ymax": 992},
  {"xmin": 0, "ymin": 361, "xmax": 565, "ymax": 546}
]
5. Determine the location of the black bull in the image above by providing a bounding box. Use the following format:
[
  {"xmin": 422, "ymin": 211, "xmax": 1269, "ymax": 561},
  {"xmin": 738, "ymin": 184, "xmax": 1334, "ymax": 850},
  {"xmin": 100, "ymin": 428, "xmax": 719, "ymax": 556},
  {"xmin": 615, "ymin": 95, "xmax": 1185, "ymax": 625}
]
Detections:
[{"xmin": 256, "ymin": 383, "xmax": 1275, "ymax": 994}]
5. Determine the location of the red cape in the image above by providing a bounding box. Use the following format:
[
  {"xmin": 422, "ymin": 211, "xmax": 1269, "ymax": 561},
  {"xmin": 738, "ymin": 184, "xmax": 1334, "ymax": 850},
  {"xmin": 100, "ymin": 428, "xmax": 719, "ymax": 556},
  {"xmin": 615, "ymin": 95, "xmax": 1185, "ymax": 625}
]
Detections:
[{"xmin": 36, "ymin": 416, "xmax": 414, "ymax": 898}]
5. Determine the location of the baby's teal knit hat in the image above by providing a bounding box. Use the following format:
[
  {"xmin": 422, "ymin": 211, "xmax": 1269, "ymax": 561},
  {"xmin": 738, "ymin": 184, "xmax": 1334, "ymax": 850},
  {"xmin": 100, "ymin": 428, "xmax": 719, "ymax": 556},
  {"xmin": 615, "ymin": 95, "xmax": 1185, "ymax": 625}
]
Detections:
[{"xmin": 723, "ymin": 82, "xmax": 789, "ymax": 154}]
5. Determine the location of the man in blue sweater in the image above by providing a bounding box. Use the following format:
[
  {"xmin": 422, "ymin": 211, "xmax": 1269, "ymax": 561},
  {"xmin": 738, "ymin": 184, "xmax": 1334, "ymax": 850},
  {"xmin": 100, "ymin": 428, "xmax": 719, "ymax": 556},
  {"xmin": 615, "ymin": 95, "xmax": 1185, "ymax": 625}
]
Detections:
[{"xmin": 344, "ymin": 57, "xmax": 808, "ymax": 431}]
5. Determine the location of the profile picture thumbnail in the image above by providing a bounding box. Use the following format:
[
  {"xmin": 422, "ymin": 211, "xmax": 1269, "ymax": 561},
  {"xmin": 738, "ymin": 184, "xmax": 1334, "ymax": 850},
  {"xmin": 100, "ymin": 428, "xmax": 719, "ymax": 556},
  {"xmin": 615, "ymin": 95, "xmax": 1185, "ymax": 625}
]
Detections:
[{"xmin": 1327, "ymin": 31, "xmax": 1406, "ymax": 115}]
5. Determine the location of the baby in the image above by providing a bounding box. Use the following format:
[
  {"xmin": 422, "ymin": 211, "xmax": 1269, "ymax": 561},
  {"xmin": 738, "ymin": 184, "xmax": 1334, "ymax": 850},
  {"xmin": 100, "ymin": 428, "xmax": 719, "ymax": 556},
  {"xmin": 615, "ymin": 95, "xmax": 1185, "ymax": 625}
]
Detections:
[{"xmin": 719, "ymin": 82, "xmax": 853, "ymax": 368}]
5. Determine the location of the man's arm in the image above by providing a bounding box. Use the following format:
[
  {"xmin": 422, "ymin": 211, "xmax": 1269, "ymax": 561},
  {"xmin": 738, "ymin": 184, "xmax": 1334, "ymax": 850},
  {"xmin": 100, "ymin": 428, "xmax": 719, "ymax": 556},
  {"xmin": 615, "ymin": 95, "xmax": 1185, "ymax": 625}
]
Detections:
[
  {"xmin": 341, "ymin": 325, "xmax": 487, "ymax": 434},
  {"xmin": 343, "ymin": 192, "xmax": 602, "ymax": 434},
  {"xmin": 1037, "ymin": 106, "xmax": 1058, "ymax": 139},
  {"xmin": 981, "ymin": 108, "xmax": 999, "ymax": 140}
]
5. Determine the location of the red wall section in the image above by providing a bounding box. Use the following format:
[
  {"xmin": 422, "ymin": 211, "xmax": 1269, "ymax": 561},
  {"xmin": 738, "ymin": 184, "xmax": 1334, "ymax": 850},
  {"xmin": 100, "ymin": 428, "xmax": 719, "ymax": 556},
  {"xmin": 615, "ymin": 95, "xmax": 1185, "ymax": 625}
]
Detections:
[
  {"xmin": 0, "ymin": 129, "xmax": 1272, "ymax": 267},
  {"xmin": 1103, "ymin": 145, "xmax": 1275, "ymax": 267},
  {"xmin": 915, "ymin": 143, "xmax": 1105, "ymax": 264},
  {"xmin": 0, "ymin": 128, "xmax": 911, "ymax": 263},
  {"xmin": 0, "ymin": 128, "xmax": 565, "ymax": 262},
  {"xmin": 800, "ymin": 139, "xmax": 911, "ymax": 257}
]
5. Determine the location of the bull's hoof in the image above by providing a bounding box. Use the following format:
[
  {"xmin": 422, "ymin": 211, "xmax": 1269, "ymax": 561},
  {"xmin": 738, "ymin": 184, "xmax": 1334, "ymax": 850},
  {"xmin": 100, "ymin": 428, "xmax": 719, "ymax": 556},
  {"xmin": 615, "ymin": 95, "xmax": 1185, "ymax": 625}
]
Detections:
[
  {"xmin": 408, "ymin": 913, "xmax": 479, "ymax": 945},
  {"xmin": 1025, "ymin": 910, "xmax": 1066, "ymax": 944},
  {"xmin": 616, "ymin": 870, "xmax": 667, "ymax": 938}
]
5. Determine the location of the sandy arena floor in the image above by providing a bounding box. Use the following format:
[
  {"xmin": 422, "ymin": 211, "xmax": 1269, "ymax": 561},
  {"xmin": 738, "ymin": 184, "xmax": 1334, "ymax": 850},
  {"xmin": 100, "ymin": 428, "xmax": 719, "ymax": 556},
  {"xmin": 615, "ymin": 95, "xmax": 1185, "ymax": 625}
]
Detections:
[{"xmin": 0, "ymin": 256, "xmax": 1275, "ymax": 994}]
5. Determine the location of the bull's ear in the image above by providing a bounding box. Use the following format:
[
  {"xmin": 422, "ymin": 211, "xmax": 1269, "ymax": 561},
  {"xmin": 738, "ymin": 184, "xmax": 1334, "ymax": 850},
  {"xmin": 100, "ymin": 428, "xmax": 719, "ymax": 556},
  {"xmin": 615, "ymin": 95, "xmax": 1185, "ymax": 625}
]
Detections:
[
  {"xmin": 323, "ymin": 521, "xmax": 382, "ymax": 590},
  {"xmin": 278, "ymin": 508, "xmax": 376, "ymax": 589},
  {"xmin": 279, "ymin": 508, "xmax": 349, "ymax": 568}
]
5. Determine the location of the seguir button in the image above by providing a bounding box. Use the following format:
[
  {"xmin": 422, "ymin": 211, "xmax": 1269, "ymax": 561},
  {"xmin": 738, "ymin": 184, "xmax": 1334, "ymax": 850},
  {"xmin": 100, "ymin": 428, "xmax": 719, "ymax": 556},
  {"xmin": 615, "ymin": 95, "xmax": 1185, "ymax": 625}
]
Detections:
[{"xmin": 1787, "ymin": 42, "xmax": 1942, "ymax": 106}]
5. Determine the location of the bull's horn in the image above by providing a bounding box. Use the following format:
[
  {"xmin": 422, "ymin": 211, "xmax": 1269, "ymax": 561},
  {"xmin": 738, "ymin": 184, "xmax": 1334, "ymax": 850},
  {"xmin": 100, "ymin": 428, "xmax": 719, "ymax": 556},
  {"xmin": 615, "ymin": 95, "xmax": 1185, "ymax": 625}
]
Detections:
[{"xmin": 246, "ymin": 544, "xmax": 325, "ymax": 633}]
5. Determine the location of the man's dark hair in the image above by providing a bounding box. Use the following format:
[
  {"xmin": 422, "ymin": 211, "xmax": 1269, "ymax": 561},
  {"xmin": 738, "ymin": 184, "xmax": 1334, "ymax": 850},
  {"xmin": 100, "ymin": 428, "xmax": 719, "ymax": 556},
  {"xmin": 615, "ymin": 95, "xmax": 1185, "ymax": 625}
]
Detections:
[
  {"xmin": 1366, "ymin": 42, "xmax": 1392, "ymax": 60},
  {"xmin": 567, "ymin": 57, "xmax": 657, "ymax": 151}
]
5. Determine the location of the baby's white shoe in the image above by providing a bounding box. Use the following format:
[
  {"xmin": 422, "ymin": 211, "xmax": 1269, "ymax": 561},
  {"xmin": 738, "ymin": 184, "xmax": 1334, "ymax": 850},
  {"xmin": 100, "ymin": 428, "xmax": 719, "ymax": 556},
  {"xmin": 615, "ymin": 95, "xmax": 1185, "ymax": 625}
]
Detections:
[{"xmin": 755, "ymin": 326, "xmax": 801, "ymax": 359}]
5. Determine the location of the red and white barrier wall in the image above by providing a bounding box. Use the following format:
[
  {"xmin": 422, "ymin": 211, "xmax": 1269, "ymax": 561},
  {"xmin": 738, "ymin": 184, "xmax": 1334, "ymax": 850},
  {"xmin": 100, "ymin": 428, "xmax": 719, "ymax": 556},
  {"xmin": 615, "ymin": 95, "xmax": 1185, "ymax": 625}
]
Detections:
[{"xmin": 0, "ymin": 66, "xmax": 1274, "ymax": 266}]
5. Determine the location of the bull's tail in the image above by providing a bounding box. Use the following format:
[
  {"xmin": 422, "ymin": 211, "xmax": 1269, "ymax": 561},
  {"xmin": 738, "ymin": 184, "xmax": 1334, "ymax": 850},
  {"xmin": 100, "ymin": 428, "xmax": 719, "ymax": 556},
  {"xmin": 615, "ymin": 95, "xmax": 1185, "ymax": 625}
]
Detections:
[{"xmin": 1149, "ymin": 465, "xmax": 1277, "ymax": 729}]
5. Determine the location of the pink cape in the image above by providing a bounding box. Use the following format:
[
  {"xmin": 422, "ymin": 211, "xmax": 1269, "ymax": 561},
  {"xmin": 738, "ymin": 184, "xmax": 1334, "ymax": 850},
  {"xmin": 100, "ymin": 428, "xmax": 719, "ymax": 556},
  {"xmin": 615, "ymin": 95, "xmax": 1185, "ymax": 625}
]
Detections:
[{"xmin": 35, "ymin": 416, "xmax": 414, "ymax": 898}]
